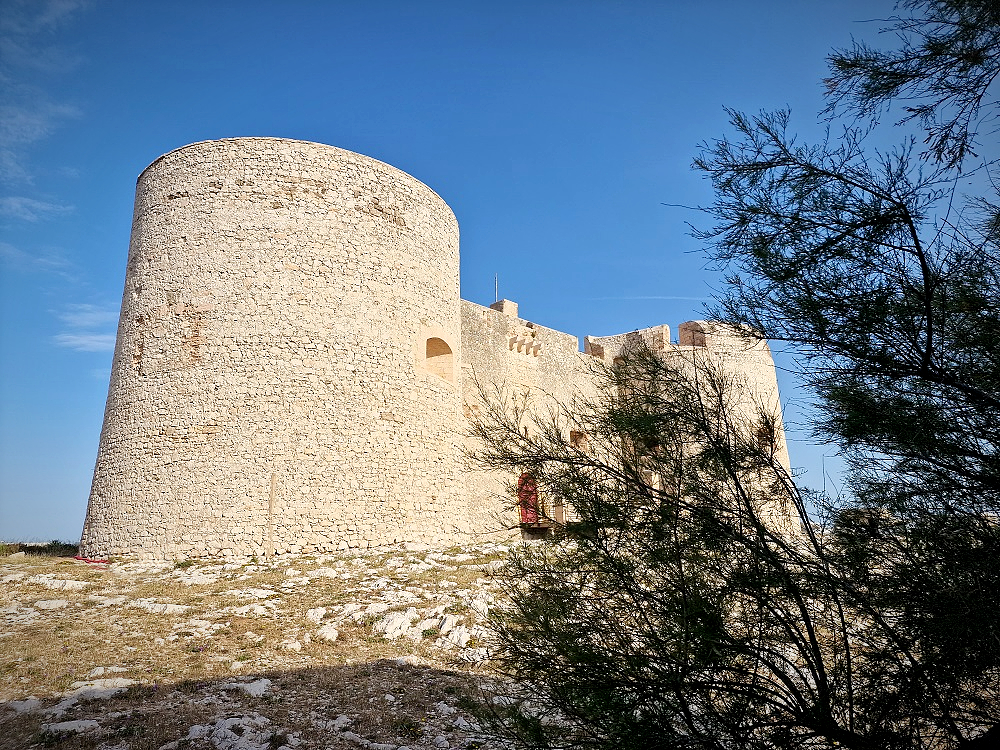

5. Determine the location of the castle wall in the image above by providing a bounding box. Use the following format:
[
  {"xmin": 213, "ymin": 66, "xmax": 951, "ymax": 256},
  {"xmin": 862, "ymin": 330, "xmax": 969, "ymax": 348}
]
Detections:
[
  {"xmin": 81, "ymin": 138, "xmax": 466, "ymax": 559},
  {"xmin": 459, "ymin": 300, "xmax": 601, "ymax": 530},
  {"xmin": 460, "ymin": 311, "xmax": 791, "ymax": 532},
  {"xmin": 588, "ymin": 321, "xmax": 789, "ymax": 474},
  {"xmin": 675, "ymin": 321, "xmax": 790, "ymax": 474},
  {"xmin": 81, "ymin": 139, "xmax": 793, "ymax": 559},
  {"xmin": 584, "ymin": 324, "xmax": 672, "ymax": 360}
]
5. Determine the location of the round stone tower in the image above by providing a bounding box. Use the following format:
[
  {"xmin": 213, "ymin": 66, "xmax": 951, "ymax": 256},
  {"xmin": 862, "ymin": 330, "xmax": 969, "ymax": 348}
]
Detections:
[{"xmin": 81, "ymin": 138, "xmax": 465, "ymax": 559}]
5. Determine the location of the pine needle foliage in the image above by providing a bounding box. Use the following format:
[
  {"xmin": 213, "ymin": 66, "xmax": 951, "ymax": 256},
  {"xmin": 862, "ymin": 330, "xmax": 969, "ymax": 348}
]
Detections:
[
  {"xmin": 824, "ymin": 0, "xmax": 1000, "ymax": 168},
  {"xmin": 474, "ymin": 2, "xmax": 1000, "ymax": 747},
  {"xmin": 473, "ymin": 350, "xmax": 999, "ymax": 749}
]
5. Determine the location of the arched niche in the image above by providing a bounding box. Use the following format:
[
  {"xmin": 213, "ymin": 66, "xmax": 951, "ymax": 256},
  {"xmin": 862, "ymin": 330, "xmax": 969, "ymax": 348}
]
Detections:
[{"xmin": 424, "ymin": 337, "xmax": 454, "ymax": 382}]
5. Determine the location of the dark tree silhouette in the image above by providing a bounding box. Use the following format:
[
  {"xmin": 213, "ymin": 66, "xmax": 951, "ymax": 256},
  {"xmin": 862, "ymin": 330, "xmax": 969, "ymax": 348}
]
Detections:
[
  {"xmin": 476, "ymin": 2, "xmax": 1000, "ymax": 748},
  {"xmin": 474, "ymin": 347, "xmax": 999, "ymax": 749},
  {"xmin": 824, "ymin": 0, "xmax": 1000, "ymax": 167}
]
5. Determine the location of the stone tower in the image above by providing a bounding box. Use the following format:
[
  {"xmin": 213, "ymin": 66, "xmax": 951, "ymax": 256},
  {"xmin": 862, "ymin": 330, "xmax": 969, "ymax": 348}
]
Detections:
[{"xmin": 80, "ymin": 138, "xmax": 466, "ymax": 559}]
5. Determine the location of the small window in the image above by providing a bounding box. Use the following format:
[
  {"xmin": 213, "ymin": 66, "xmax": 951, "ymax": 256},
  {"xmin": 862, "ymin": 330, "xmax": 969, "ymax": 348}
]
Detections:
[{"xmin": 424, "ymin": 337, "xmax": 454, "ymax": 382}]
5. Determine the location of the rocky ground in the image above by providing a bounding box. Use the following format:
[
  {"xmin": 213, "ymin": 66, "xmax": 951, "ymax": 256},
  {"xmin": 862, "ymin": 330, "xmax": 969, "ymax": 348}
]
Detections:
[{"xmin": 0, "ymin": 542, "xmax": 517, "ymax": 750}]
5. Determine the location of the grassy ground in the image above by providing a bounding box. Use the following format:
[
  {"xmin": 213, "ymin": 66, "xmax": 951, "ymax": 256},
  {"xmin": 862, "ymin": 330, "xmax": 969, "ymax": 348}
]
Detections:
[{"xmin": 0, "ymin": 542, "xmax": 513, "ymax": 750}]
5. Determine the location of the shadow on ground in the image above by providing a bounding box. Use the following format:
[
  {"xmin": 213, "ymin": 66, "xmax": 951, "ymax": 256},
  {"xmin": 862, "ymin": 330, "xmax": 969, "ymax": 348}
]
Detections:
[{"xmin": 1, "ymin": 659, "xmax": 493, "ymax": 750}]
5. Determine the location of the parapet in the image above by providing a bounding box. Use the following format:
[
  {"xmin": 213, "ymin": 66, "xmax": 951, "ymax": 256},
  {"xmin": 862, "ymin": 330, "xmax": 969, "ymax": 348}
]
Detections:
[
  {"xmin": 584, "ymin": 325, "xmax": 671, "ymax": 362},
  {"xmin": 489, "ymin": 299, "xmax": 519, "ymax": 317},
  {"xmin": 583, "ymin": 320, "xmax": 771, "ymax": 362},
  {"xmin": 678, "ymin": 320, "xmax": 769, "ymax": 354}
]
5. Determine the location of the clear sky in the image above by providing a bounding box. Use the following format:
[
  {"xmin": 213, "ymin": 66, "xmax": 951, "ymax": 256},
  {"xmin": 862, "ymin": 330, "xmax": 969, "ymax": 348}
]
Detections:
[{"xmin": 1, "ymin": 0, "xmax": 899, "ymax": 542}]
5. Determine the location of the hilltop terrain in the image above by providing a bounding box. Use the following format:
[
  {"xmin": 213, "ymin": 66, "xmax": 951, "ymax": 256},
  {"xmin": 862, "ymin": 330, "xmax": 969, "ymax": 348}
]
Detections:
[{"xmin": 0, "ymin": 543, "xmax": 513, "ymax": 750}]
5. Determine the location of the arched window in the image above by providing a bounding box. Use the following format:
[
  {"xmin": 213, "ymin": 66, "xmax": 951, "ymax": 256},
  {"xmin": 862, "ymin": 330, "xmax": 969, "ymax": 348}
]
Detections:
[
  {"xmin": 517, "ymin": 472, "xmax": 539, "ymax": 524},
  {"xmin": 424, "ymin": 337, "xmax": 454, "ymax": 382}
]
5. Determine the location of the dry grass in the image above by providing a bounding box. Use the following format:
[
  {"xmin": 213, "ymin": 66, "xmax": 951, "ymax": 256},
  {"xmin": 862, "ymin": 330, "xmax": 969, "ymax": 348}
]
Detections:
[{"xmin": 0, "ymin": 542, "xmax": 514, "ymax": 750}]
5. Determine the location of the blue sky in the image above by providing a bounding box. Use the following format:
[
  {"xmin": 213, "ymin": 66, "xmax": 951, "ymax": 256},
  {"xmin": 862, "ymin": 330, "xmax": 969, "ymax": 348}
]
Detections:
[{"xmin": 0, "ymin": 0, "xmax": 899, "ymax": 541}]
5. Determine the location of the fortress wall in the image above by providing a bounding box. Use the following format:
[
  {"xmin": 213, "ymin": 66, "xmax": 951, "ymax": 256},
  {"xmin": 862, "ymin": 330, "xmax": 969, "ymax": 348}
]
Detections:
[
  {"xmin": 675, "ymin": 321, "xmax": 789, "ymax": 472},
  {"xmin": 81, "ymin": 138, "xmax": 466, "ymax": 560},
  {"xmin": 589, "ymin": 321, "xmax": 789, "ymax": 473},
  {"xmin": 459, "ymin": 300, "xmax": 601, "ymax": 530},
  {"xmin": 461, "ymin": 313, "xmax": 792, "ymax": 531}
]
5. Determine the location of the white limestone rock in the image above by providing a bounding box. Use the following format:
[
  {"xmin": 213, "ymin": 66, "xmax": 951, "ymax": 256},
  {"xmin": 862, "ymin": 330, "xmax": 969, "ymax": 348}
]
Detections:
[
  {"xmin": 34, "ymin": 599, "xmax": 69, "ymax": 610},
  {"xmin": 438, "ymin": 613, "xmax": 460, "ymax": 635},
  {"xmin": 316, "ymin": 624, "xmax": 339, "ymax": 642},
  {"xmin": 86, "ymin": 666, "xmax": 128, "ymax": 678},
  {"xmin": 221, "ymin": 678, "xmax": 272, "ymax": 697},
  {"xmin": 434, "ymin": 702, "xmax": 457, "ymax": 716},
  {"xmin": 27, "ymin": 575, "xmax": 88, "ymax": 591},
  {"xmin": 374, "ymin": 607, "xmax": 418, "ymax": 639},
  {"xmin": 131, "ymin": 599, "xmax": 190, "ymax": 615},
  {"xmin": 332, "ymin": 714, "xmax": 352, "ymax": 731},
  {"xmin": 163, "ymin": 714, "xmax": 275, "ymax": 750},
  {"xmin": 66, "ymin": 678, "xmax": 136, "ymax": 699},
  {"xmin": 7, "ymin": 697, "xmax": 41, "ymax": 713}
]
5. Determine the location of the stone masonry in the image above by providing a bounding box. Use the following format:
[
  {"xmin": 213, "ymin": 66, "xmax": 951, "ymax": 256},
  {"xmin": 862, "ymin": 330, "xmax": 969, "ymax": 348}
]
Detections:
[{"xmin": 79, "ymin": 138, "xmax": 789, "ymax": 560}]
